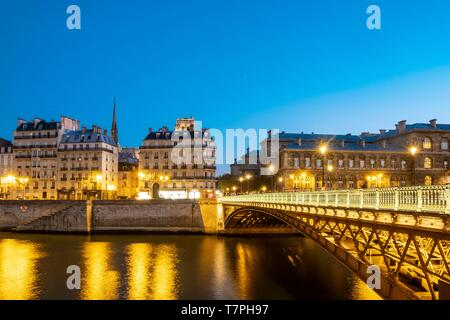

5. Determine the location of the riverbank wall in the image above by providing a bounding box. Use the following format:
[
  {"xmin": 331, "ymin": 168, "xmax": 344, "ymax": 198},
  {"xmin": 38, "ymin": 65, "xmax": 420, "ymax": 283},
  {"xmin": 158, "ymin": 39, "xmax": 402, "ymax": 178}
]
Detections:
[{"xmin": 0, "ymin": 200, "xmax": 219, "ymax": 234}]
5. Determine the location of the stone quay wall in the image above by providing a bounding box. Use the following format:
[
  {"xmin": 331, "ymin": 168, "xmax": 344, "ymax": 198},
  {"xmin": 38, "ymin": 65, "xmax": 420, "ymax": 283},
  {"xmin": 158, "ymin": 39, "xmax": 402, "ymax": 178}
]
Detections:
[{"xmin": 0, "ymin": 199, "xmax": 219, "ymax": 234}]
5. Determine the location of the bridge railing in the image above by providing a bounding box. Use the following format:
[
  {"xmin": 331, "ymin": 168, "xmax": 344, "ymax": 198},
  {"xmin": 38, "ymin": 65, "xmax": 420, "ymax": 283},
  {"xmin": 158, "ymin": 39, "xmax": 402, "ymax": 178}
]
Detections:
[{"xmin": 221, "ymin": 185, "xmax": 450, "ymax": 214}]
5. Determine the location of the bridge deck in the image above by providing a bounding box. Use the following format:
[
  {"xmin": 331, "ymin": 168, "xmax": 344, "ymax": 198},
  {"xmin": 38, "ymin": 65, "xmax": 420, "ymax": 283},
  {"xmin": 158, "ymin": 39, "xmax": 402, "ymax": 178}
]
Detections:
[{"xmin": 222, "ymin": 185, "xmax": 450, "ymax": 214}]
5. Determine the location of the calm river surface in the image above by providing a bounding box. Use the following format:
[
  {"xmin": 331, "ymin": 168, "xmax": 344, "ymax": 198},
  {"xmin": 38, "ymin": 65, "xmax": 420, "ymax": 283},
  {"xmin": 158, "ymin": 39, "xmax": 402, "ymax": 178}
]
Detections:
[{"xmin": 0, "ymin": 232, "xmax": 380, "ymax": 300}]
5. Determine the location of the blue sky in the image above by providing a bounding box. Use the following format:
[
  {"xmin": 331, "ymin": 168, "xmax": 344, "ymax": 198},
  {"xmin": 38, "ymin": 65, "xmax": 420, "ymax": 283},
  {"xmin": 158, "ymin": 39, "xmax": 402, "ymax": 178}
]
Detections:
[{"xmin": 1, "ymin": 0, "xmax": 450, "ymax": 173}]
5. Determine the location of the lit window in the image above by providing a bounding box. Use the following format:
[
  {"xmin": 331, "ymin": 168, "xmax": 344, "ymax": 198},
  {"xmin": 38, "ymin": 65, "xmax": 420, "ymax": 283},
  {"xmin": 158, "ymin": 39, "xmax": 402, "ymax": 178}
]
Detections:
[
  {"xmin": 424, "ymin": 176, "xmax": 432, "ymax": 186},
  {"xmin": 423, "ymin": 137, "xmax": 432, "ymax": 150},
  {"xmin": 424, "ymin": 157, "xmax": 432, "ymax": 169}
]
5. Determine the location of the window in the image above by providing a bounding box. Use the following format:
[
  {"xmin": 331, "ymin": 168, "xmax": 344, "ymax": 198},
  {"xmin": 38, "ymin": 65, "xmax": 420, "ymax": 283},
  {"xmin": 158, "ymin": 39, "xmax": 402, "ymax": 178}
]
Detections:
[
  {"xmin": 441, "ymin": 139, "xmax": 449, "ymax": 150},
  {"xmin": 425, "ymin": 176, "xmax": 432, "ymax": 186},
  {"xmin": 349, "ymin": 159, "xmax": 354, "ymax": 168},
  {"xmin": 423, "ymin": 137, "xmax": 432, "ymax": 150},
  {"xmin": 424, "ymin": 157, "xmax": 432, "ymax": 169},
  {"xmin": 338, "ymin": 159, "xmax": 344, "ymax": 168},
  {"xmin": 380, "ymin": 159, "xmax": 385, "ymax": 168},
  {"xmin": 360, "ymin": 160, "xmax": 365, "ymax": 168},
  {"xmin": 316, "ymin": 159, "xmax": 322, "ymax": 168},
  {"xmin": 305, "ymin": 157, "xmax": 311, "ymax": 168},
  {"xmin": 401, "ymin": 160, "xmax": 406, "ymax": 169}
]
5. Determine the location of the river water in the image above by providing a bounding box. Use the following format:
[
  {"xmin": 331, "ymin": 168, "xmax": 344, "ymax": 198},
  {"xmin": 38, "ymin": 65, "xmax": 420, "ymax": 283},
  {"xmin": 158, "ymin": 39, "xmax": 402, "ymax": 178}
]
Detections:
[{"xmin": 0, "ymin": 232, "xmax": 380, "ymax": 300}]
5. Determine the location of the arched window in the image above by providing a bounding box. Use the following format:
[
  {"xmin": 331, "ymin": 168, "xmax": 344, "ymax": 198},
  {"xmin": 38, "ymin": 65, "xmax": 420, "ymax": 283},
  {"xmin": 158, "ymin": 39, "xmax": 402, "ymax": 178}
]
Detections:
[
  {"xmin": 423, "ymin": 137, "xmax": 432, "ymax": 150},
  {"xmin": 441, "ymin": 138, "xmax": 449, "ymax": 150},
  {"xmin": 424, "ymin": 157, "xmax": 433, "ymax": 169},
  {"xmin": 425, "ymin": 176, "xmax": 432, "ymax": 186}
]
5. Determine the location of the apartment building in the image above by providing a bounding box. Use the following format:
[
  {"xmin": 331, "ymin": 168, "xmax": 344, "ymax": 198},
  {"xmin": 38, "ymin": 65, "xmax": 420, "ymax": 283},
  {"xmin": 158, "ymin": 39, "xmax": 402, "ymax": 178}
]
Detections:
[
  {"xmin": 57, "ymin": 125, "xmax": 119, "ymax": 200},
  {"xmin": 138, "ymin": 118, "xmax": 216, "ymax": 199}
]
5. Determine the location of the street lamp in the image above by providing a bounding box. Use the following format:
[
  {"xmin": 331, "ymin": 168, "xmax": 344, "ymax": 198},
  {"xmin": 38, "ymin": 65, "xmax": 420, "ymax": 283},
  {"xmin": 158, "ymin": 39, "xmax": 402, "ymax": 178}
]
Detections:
[
  {"xmin": 17, "ymin": 177, "xmax": 29, "ymax": 200},
  {"xmin": 245, "ymin": 174, "xmax": 252, "ymax": 193},
  {"xmin": 409, "ymin": 146, "xmax": 418, "ymax": 186},
  {"xmin": 261, "ymin": 186, "xmax": 267, "ymax": 193},
  {"xmin": 232, "ymin": 186, "xmax": 237, "ymax": 194},
  {"xmin": 326, "ymin": 165, "xmax": 334, "ymax": 190},
  {"xmin": 319, "ymin": 144, "xmax": 328, "ymax": 190},
  {"xmin": 269, "ymin": 164, "xmax": 275, "ymax": 192},
  {"xmin": 239, "ymin": 177, "xmax": 244, "ymax": 194},
  {"xmin": 278, "ymin": 177, "xmax": 283, "ymax": 192}
]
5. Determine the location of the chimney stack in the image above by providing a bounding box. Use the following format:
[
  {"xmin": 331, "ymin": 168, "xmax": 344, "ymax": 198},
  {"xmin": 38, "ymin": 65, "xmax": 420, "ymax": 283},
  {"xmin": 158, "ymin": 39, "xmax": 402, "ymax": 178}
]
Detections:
[
  {"xmin": 104, "ymin": 129, "xmax": 108, "ymax": 136},
  {"xmin": 398, "ymin": 120, "xmax": 407, "ymax": 133},
  {"xmin": 379, "ymin": 129, "xmax": 386, "ymax": 134},
  {"xmin": 148, "ymin": 128, "xmax": 153, "ymax": 134},
  {"xmin": 81, "ymin": 127, "xmax": 87, "ymax": 134},
  {"xmin": 430, "ymin": 119, "xmax": 437, "ymax": 128}
]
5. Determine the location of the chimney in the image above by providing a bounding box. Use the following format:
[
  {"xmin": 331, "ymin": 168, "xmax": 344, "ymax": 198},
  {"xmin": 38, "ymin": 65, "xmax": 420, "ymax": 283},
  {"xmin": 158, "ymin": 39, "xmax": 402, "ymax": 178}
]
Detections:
[
  {"xmin": 398, "ymin": 120, "xmax": 407, "ymax": 133},
  {"xmin": 17, "ymin": 118, "xmax": 26, "ymax": 128},
  {"xmin": 104, "ymin": 129, "xmax": 108, "ymax": 136},
  {"xmin": 379, "ymin": 129, "xmax": 386, "ymax": 134},
  {"xmin": 430, "ymin": 119, "xmax": 437, "ymax": 128},
  {"xmin": 81, "ymin": 127, "xmax": 87, "ymax": 134},
  {"xmin": 148, "ymin": 128, "xmax": 153, "ymax": 134}
]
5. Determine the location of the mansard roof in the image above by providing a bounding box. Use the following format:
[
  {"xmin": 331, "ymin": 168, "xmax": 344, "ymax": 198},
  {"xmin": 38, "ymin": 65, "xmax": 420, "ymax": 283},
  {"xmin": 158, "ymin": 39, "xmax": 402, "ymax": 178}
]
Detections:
[
  {"xmin": 61, "ymin": 129, "xmax": 117, "ymax": 147},
  {"xmin": 0, "ymin": 138, "xmax": 12, "ymax": 146},
  {"xmin": 16, "ymin": 120, "xmax": 59, "ymax": 131}
]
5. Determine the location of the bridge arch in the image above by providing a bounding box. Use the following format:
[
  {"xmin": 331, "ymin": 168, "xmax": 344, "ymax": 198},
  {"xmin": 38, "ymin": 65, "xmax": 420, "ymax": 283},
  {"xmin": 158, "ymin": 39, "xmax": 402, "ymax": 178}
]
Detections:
[{"xmin": 224, "ymin": 206, "xmax": 302, "ymax": 232}]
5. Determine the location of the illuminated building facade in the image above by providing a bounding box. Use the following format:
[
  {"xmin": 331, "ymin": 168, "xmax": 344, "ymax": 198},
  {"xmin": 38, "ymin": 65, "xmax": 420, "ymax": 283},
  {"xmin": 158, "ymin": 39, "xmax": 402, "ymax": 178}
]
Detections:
[
  {"xmin": 273, "ymin": 119, "xmax": 450, "ymax": 190},
  {"xmin": 138, "ymin": 117, "xmax": 216, "ymax": 199},
  {"xmin": 118, "ymin": 148, "xmax": 139, "ymax": 199},
  {"xmin": 0, "ymin": 139, "xmax": 14, "ymax": 199},
  {"xmin": 11, "ymin": 116, "xmax": 80, "ymax": 200},
  {"xmin": 57, "ymin": 126, "xmax": 119, "ymax": 200}
]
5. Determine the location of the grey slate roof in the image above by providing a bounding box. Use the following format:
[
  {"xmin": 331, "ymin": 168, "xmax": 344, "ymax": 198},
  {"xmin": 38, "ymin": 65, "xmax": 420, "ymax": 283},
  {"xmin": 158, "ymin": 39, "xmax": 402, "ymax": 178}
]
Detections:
[
  {"xmin": 144, "ymin": 129, "xmax": 209, "ymax": 140},
  {"xmin": 279, "ymin": 122, "xmax": 450, "ymax": 151},
  {"xmin": 0, "ymin": 138, "xmax": 12, "ymax": 146},
  {"xmin": 16, "ymin": 120, "xmax": 59, "ymax": 131},
  {"xmin": 61, "ymin": 129, "xmax": 117, "ymax": 147},
  {"xmin": 119, "ymin": 151, "xmax": 139, "ymax": 165}
]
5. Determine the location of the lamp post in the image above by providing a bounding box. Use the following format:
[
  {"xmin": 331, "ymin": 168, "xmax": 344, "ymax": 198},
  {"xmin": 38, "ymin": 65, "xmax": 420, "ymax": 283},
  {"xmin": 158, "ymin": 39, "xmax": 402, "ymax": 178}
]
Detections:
[
  {"xmin": 327, "ymin": 165, "xmax": 334, "ymax": 190},
  {"xmin": 245, "ymin": 174, "xmax": 252, "ymax": 194},
  {"xmin": 269, "ymin": 164, "xmax": 275, "ymax": 192},
  {"xmin": 409, "ymin": 146, "xmax": 418, "ymax": 186},
  {"xmin": 18, "ymin": 177, "xmax": 29, "ymax": 200},
  {"xmin": 278, "ymin": 177, "xmax": 283, "ymax": 192},
  {"xmin": 239, "ymin": 177, "xmax": 244, "ymax": 194},
  {"xmin": 319, "ymin": 145, "xmax": 328, "ymax": 190}
]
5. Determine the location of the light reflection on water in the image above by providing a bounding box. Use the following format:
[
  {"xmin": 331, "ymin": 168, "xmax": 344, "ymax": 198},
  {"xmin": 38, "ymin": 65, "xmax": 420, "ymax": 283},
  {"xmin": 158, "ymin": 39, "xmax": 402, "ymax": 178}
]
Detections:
[
  {"xmin": 0, "ymin": 233, "xmax": 381, "ymax": 300},
  {"xmin": 0, "ymin": 239, "xmax": 43, "ymax": 300},
  {"xmin": 81, "ymin": 242, "xmax": 120, "ymax": 300}
]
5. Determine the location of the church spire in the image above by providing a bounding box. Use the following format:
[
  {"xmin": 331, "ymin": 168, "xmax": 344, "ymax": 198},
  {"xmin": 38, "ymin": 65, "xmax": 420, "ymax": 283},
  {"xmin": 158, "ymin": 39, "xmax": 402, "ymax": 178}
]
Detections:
[{"xmin": 111, "ymin": 97, "xmax": 119, "ymax": 145}]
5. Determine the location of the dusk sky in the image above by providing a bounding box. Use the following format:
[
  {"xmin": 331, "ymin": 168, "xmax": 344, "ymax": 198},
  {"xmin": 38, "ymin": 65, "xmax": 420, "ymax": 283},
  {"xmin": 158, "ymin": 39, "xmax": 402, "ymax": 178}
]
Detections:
[{"xmin": 2, "ymin": 0, "xmax": 450, "ymax": 165}]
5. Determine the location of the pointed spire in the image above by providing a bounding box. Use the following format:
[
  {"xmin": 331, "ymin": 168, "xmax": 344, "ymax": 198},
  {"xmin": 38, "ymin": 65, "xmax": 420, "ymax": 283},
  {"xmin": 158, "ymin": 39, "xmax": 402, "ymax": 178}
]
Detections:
[{"xmin": 111, "ymin": 97, "xmax": 119, "ymax": 145}]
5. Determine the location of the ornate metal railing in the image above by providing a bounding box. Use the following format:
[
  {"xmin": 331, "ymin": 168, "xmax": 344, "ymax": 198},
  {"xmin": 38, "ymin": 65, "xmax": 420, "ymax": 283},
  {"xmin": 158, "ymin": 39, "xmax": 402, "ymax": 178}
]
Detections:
[{"xmin": 221, "ymin": 185, "xmax": 450, "ymax": 214}]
